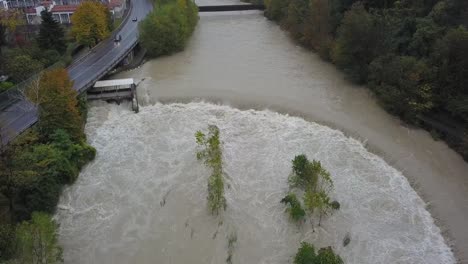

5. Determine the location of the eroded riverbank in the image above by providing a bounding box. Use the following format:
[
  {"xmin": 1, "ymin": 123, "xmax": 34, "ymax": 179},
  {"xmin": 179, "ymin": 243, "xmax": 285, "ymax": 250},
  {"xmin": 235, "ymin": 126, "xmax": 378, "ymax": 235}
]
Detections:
[{"xmin": 109, "ymin": 7, "xmax": 468, "ymax": 262}]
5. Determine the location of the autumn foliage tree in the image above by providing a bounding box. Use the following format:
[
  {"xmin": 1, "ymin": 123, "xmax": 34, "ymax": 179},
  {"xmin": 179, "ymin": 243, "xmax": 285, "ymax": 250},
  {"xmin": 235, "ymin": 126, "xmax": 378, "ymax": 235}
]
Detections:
[
  {"xmin": 34, "ymin": 69, "xmax": 84, "ymax": 141},
  {"xmin": 71, "ymin": 1, "xmax": 112, "ymax": 47},
  {"xmin": 0, "ymin": 9, "xmax": 24, "ymax": 69}
]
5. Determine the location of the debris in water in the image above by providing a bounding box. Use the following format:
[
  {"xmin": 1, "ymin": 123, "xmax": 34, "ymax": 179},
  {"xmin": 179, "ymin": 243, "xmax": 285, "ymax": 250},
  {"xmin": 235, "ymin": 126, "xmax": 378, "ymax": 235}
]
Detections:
[
  {"xmin": 226, "ymin": 232, "xmax": 237, "ymax": 264},
  {"xmin": 160, "ymin": 189, "xmax": 172, "ymax": 207},
  {"xmin": 343, "ymin": 233, "xmax": 351, "ymax": 247}
]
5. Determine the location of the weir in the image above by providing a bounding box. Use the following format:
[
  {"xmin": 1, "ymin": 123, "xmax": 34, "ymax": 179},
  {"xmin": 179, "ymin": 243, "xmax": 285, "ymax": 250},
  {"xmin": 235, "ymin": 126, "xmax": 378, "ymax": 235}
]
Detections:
[
  {"xmin": 87, "ymin": 78, "xmax": 139, "ymax": 113},
  {"xmin": 197, "ymin": 4, "xmax": 265, "ymax": 12}
]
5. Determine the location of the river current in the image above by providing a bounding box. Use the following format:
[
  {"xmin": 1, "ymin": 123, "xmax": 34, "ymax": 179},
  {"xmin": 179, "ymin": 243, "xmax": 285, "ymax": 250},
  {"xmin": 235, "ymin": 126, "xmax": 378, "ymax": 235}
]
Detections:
[
  {"xmin": 55, "ymin": 1, "xmax": 467, "ymax": 263},
  {"xmin": 56, "ymin": 102, "xmax": 454, "ymax": 263}
]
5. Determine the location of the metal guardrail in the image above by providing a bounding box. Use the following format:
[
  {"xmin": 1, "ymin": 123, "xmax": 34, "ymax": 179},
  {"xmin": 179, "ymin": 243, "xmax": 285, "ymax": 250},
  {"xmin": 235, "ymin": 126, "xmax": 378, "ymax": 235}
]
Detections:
[
  {"xmin": 0, "ymin": 0, "xmax": 134, "ymax": 111},
  {"xmin": 198, "ymin": 4, "xmax": 265, "ymax": 12},
  {"xmin": 77, "ymin": 40, "xmax": 138, "ymax": 94},
  {"xmin": 1, "ymin": 0, "xmax": 138, "ymax": 145}
]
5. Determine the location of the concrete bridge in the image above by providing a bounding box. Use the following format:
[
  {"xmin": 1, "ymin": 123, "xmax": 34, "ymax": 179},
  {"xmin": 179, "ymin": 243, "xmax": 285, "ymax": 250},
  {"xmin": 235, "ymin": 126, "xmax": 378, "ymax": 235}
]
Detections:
[
  {"xmin": 0, "ymin": 1, "xmax": 264, "ymax": 145},
  {"xmin": 0, "ymin": 0, "xmax": 152, "ymax": 144}
]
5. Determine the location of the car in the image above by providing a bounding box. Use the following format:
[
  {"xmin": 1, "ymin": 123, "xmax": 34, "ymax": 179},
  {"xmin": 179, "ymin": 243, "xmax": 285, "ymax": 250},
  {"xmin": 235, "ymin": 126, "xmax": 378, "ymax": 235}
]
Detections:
[
  {"xmin": 132, "ymin": 17, "xmax": 138, "ymax": 22},
  {"xmin": 114, "ymin": 34, "xmax": 122, "ymax": 42}
]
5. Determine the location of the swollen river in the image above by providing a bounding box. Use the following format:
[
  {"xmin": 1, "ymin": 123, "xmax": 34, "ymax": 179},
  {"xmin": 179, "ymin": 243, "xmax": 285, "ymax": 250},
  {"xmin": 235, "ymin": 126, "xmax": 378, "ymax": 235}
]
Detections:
[
  {"xmin": 56, "ymin": 0, "xmax": 468, "ymax": 263},
  {"xmin": 57, "ymin": 102, "xmax": 454, "ymax": 263}
]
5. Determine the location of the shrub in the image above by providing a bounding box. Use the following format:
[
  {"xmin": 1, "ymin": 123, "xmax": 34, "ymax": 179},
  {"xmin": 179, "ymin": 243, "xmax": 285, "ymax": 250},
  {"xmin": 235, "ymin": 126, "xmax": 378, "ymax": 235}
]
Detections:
[
  {"xmin": 0, "ymin": 81, "xmax": 14, "ymax": 93},
  {"xmin": 294, "ymin": 242, "xmax": 317, "ymax": 264},
  {"xmin": 140, "ymin": 0, "xmax": 198, "ymax": 57},
  {"xmin": 294, "ymin": 242, "xmax": 343, "ymax": 264},
  {"xmin": 281, "ymin": 193, "xmax": 306, "ymax": 221},
  {"xmin": 15, "ymin": 212, "xmax": 63, "ymax": 263},
  {"xmin": 0, "ymin": 224, "xmax": 16, "ymax": 261},
  {"xmin": 195, "ymin": 125, "xmax": 226, "ymax": 215}
]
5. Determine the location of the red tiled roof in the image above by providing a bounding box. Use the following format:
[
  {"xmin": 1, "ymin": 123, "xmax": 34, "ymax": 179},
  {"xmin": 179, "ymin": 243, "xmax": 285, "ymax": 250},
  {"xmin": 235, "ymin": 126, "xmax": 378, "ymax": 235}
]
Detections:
[
  {"xmin": 107, "ymin": 0, "xmax": 122, "ymax": 9},
  {"xmin": 51, "ymin": 5, "xmax": 77, "ymax": 13},
  {"xmin": 41, "ymin": 0, "xmax": 52, "ymax": 7},
  {"xmin": 25, "ymin": 8, "xmax": 36, "ymax": 14}
]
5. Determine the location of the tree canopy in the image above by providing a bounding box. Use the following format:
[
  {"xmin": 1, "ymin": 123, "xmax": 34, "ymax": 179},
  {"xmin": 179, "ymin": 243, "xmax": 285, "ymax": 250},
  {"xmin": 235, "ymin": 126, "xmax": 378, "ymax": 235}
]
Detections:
[
  {"xmin": 35, "ymin": 69, "xmax": 84, "ymax": 141},
  {"xmin": 71, "ymin": 1, "xmax": 112, "ymax": 47},
  {"xmin": 254, "ymin": 0, "xmax": 468, "ymax": 160},
  {"xmin": 139, "ymin": 0, "xmax": 198, "ymax": 57},
  {"xmin": 37, "ymin": 10, "xmax": 66, "ymax": 54},
  {"xmin": 14, "ymin": 212, "xmax": 63, "ymax": 263},
  {"xmin": 294, "ymin": 242, "xmax": 343, "ymax": 264}
]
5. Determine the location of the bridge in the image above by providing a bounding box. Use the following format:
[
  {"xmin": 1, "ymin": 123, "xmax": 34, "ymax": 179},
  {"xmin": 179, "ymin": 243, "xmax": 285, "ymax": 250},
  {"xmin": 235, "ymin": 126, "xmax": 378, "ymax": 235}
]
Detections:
[{"xmin": 0, "ymin": 1, "xmax": 265, "ymax": 145}]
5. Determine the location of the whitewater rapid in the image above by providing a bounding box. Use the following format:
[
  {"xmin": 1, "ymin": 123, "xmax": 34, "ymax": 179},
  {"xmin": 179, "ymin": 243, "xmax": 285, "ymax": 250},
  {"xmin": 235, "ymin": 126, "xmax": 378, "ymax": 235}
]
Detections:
[{"xmin": 56, "ymin": 102, "xmax": 455, "ymax": 264}]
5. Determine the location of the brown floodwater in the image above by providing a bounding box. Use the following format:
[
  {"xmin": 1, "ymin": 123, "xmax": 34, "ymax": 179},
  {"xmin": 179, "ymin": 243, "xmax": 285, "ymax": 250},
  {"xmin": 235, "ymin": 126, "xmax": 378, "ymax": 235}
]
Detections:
[{"xmin": 56, "ymin": 2, "xmax": 468, "ymax": 263}]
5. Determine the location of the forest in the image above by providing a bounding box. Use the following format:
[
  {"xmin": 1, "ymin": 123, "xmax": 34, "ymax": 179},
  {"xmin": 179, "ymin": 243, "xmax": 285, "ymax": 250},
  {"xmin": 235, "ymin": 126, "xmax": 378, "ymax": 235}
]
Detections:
[{"xmin": 249, "ymin": 0, "xmax": 468, "ymax": 159}]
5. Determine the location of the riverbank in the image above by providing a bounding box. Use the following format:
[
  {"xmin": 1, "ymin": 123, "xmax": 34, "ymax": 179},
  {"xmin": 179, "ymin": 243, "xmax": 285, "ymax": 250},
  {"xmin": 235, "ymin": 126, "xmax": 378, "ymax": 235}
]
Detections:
[{"xmin": 112, "ymin": 9, "xmax": 468, "ymax": 262}]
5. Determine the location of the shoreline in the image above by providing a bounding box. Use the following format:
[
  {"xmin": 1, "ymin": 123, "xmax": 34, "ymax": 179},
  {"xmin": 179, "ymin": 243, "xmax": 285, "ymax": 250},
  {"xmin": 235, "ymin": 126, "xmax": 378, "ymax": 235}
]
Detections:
[{"xmin": 110, "ymin": 11, "xmax": 468, "ymax": 263}]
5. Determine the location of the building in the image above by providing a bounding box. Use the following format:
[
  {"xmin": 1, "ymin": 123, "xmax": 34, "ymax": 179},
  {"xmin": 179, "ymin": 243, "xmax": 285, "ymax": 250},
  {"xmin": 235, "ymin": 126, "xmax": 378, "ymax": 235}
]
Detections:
[
  {"xmin": 22, "ymin": 0, "xmax": 127, "ymax": 25},
  {"xmin": 50, "ymin": 4, "xmax": 76, "ymax": 23},
  {"xmin": 4, "ymin": 0, "xmax": 39, "ymax": 9},
  {"xmin": 3, "ymin": 0, "xmax": 126, "ymax": 24}
]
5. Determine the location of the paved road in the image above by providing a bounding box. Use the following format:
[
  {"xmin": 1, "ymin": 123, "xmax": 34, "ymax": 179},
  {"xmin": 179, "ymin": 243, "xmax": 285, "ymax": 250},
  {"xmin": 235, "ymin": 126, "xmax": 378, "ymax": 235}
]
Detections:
[{"xmin": 0, "ymin": 0, "xmax": 153, "ymax": 144}]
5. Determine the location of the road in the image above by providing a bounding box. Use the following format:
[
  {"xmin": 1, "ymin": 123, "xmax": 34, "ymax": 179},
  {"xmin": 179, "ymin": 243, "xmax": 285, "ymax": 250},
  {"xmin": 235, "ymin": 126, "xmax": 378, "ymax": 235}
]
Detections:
[{"xmin": 0, "ymin": 0, "xmax": 153, "ymax": 144}]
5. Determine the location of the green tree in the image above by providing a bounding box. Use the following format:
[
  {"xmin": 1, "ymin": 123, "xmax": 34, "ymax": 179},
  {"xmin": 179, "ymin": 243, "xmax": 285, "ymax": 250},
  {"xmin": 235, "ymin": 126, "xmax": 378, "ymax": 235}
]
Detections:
[
  {"xmin": 316, "ymin": 246, "xmax": 344, "ymax": 264},
  {"xmin": 294, "ymin": 242, "xmax": 343, "ymax": 264},
  {"xmin": 37, "ymin": 10, "xmax": 66, "ymax": 54},
  {"xmin": 304, "ymin": 190, "xmax": 333, "ymax": 226},
  {"xmin": 195, "ymin": 125, "xmax": 226, "ymax": 215},
  {"xmin": 432, "ymin": 26, "xmax": 468, "ymax": 122},
  {"xmin": 35, "ymin": 69, "xmax": 84, "ymax": 141},
  {"xmin": 304, "ymin": 0, "xmax": 333, "ymax": 59},
  {"xmin": 71, "ymin": 1, "xmax": 111, "ymax": 47},
  {"xmin": 294, "ymin": 242, "xmax": 316, "ymax": 264},
  {"xmin": 5, "ymin": 55, "xmax": 43, "ymax": 83},
  {"xmin": 369, "ymin": 55, "xmax": 434, "ymax": 121},
  {"xmin": 0, "ymin": 132, "xmax": 38, "ymax": 221},
  {"xmin": 0, "ymin": 224, "xmax": 16, "ymax": 261},
  {"xmin": 280, "ymin": 193, "xmax": 306, "ymax": 222},
  {"xmin": 287, "ymin": 155, "xmax": 337, "ymax": 226},
  {"xmin": 332, "ymin": 3, "xmax": 391, "ymax": 83},
  {"xmin": 14, "ymin": 212, "xmax": 63, "ymax": 264},
  {"xmin": 139, "ymin": 0, "xmax": 198, "ymax": 57},
  {"xmin": 264, "ymin": 0, "xmax": 289, "ymax": 21}
]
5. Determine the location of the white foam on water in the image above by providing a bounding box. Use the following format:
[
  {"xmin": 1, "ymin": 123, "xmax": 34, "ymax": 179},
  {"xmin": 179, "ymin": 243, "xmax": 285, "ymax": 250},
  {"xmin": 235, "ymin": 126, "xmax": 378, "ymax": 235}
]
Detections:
[{"xmin": 56, "ymin": 102, "xmax": 455, "ymax": 264}]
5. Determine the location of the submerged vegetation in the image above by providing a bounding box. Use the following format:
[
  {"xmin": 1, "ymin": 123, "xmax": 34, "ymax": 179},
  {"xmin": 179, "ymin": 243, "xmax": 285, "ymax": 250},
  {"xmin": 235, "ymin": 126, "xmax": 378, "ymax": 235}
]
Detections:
[
  {"xmin": 282, "ymin": 154, "xmax": 338, "ymax": 226},
  {"xmin": 140, "ymin": 0, "xmax": 199, "ymax": 57},
  {"xmin": 280, "ymin": 193, "xmax": 306, "ymax": 222},
  {"xmin": 0, "ymin": 69, "xmax": 95, "ymax": 262},
  {"xmin": 252, "ymin": 0, "xmax": 468, "ymax": 160},
  {"xmin": 294, "ymin": 242, "xmax": 343, "ymax": 264},
  {"xmin": 195, "ymin": 125, "xmax": 226, "ymax": 215}
]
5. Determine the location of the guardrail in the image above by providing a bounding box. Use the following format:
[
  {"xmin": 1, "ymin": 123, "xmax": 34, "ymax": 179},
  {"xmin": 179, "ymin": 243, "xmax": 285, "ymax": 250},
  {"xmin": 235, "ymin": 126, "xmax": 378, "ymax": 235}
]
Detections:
[
  {"xmin": 77, "ymin": 40, "xmax": 138, "ymax": 94},
  {"xmin": 1, "ymin": 0, "xmax": 139, "ymax": 145},
  {"xmin": 198, "ymin": 4, "xmax": 265, "ymax": 12},
  {"xmin": 0, "ymin": 0, "xmax": 134, "ymax": 111}
]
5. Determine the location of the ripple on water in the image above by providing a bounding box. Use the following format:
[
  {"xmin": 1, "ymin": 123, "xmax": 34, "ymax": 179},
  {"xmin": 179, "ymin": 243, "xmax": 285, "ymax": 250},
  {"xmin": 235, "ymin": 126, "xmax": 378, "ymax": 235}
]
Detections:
[{"xmin": 56, "ymin": 102, "xmax": 455, "ymax": 264}]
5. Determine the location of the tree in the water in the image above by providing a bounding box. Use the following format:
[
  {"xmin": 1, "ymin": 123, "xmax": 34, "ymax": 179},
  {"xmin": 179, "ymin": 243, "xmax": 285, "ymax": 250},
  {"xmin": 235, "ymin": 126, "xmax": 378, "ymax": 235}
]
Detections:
[
  {"xmin": 195, "ymin": 125, "xmax": 226, "ymax": 215},
  {"xmin": 280, "ymin": 193, "xmax": 306, "ymax": 222},
  {"xmin": 294, "ymin": 242, "xmax": 343, "ymax": 264},
  {"xmin": 37, "ymin": 10, "xmax": 66, "ymax": 54},
  {"xmin": 283, "ymin": 154, "xmax": 338, "ymax": 226}
]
